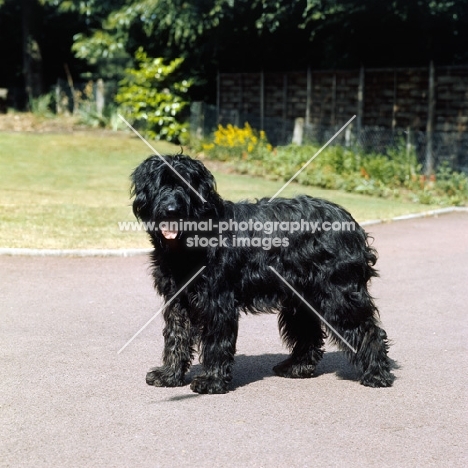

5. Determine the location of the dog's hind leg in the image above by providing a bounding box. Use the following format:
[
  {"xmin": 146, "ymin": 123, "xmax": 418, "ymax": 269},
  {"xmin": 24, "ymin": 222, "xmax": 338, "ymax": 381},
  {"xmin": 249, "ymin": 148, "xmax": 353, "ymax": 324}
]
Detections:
[
  {"xmin": 322, "ymin": 288, "xmax": 395, "ymax": 388},
  {"xmin": 190, "ymin": 306, "xmax": 239, "ymax": 394},
  {"xmin": 146, "ymin": 302, "xmax": 194, "ymax": 387},
  {"xmin": 338, "ymin": 317, "xmax": 394, "ymax": 388},
  {"xmin": 273, "ymin": 302, "xmax": 326, "ymax": 379}
]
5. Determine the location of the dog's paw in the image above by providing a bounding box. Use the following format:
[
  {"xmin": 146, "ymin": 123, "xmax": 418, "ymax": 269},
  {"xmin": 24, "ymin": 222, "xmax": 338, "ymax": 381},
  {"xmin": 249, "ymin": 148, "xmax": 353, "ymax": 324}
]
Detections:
[
  {"xmin": 273, "ymin": 357, "xmax": 317, "ymax": 379},
  {"xmin": 360, "ymin": 371, "xmax": 395, "ymax": 388},
  {"xmin": 146, "ymin": 367, "xmax": 185, "ymax": 387},
  {"xmin": 190, "ymin": 375, "xmax": 229, "ymax": 394}
]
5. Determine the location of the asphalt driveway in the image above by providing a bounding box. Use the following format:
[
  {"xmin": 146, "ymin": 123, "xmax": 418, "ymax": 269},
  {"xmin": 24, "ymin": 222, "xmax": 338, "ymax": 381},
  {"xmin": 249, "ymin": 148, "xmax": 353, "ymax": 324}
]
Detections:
[{"xmin": 1, "ymin": 213, "xmax": 467, "ymax": 467}]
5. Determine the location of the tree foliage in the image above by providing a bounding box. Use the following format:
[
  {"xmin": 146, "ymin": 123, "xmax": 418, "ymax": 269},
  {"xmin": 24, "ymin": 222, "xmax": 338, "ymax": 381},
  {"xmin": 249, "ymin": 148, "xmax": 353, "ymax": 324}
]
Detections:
[
  {"xmin": 51, "ymin": 0, "xmax": 467, "ymax": 71},
  {"xmin": 115, "ymin": 48, "xmax": 192, "ymax": 143},
  {"xmin": 11, "ymin": 0, "xmax": 467, "ymax": 81},
  {"xmin": 1, "ymin": 0, "xmax": 467, "ymax": 107}
]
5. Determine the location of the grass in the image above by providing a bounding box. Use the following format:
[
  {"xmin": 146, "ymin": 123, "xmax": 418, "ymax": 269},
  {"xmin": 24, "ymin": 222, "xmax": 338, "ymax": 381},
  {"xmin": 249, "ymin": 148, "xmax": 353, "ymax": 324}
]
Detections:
[{"xmin": 0, "ymin": 132, "xmax": 440, "ymax": 249}]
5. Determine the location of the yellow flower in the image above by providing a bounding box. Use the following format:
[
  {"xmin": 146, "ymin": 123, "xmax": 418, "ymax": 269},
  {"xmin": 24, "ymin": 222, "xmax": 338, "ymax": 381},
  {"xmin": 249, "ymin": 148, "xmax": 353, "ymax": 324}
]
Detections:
[{"xmin": 209, "ymin": 123, "xmax": 272, "ymax": 156}]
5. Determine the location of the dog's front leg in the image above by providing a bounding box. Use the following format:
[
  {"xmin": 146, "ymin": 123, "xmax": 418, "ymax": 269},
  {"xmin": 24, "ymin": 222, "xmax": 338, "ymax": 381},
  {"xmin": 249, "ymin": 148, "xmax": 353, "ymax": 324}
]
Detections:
[
  {"xmin": 146, "ymin": 301, "xmax": 194, "ymax": 387},
  {"xmin": 190, "ymin": 309, "xmax": 239, "ymax": 394}
]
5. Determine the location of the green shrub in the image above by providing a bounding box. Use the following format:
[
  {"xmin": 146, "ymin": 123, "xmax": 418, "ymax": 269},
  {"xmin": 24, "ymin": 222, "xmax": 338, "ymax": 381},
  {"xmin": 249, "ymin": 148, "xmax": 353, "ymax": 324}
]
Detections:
[
  {"xmin": 201, "ymin": 124, "xmax": 467, "ymax": 206},
  {"xmin": 115, "ymin": 48, "xmax": 192, "ymax": 143},
  {"xmin": 30, "ymin": 93, "xmax": 55, "ymax": 117},
  {"xmin": 433, "ymin": 162, "xmax": 468, "ymax": 206}
]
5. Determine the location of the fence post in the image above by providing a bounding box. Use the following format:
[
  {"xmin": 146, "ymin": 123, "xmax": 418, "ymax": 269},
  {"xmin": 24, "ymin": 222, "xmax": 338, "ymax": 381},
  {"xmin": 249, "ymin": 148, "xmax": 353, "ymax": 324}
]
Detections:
[
  {"xmin": 63, "ymin": 63, "xmax": 76, "ymax": 114},
  {"xmin": 406, "ymin": 126, "xmax": 412, "ymax": 159},
  {"xmin": 345, "ymin": 123, "xmax": 352, "ymax": 147},
  {"xmin": 292, "ymin": 117, "xmax": 304, "ymax": 145},
  {"xmin": 392, "ymin": 69, "xmax": 397, "ymax": 130},
  {"xmin": 306, "ymin": 67, "xmax": 311, "ymax": 126},
  {"xmin": 216, "ymin": 70, "xmax": 220, "ymax": 125},
  {"xmin": 357, "ymin": 66, "xmax": 364, "ymax": 141},
  {"xmin": 239, "ymin": 73, "xmax": 243, "ymax": 120},
  {"xmin": 260, "ymin": 70, "xmax": 265, "ymax": 131},
  {"xmin": 331, "ymin": 73, "xmax": 336, "ymax": 127},
  {"xmin": 282, "ymin": 73, "xmax": 288, "ymax": 143},
  {"xmin": 425, "ymin": 61, "xmax": 436, "ymax": 175},
  {"xmin": 55, "ymin": 80, "xmax": 61, "ymax": 114},
  {"xmin": 190, "ymin": 101, "xmax": 204, "ymax": 140},
  {"xmin": 96, "ymin": 79, "xmax": 105, "ymax": 117}
]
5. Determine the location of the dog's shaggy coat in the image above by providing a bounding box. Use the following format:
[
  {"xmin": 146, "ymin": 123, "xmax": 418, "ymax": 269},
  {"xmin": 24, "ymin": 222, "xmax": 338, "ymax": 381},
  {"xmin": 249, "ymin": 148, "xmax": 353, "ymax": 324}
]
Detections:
[{"xmin": 131, "ymin": 154, "xmax": 394, "ymax": 394}]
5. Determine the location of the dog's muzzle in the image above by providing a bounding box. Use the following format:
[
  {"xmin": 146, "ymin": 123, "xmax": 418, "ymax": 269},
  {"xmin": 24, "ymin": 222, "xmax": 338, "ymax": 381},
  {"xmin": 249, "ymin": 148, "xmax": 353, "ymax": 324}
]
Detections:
[
  {"xmin": 160, "ymin": 206, "xmax": 181, "ymax": 240},
  {"xmin": 160, "ymin": 224, "xmax": 179, "ymax": 240}
]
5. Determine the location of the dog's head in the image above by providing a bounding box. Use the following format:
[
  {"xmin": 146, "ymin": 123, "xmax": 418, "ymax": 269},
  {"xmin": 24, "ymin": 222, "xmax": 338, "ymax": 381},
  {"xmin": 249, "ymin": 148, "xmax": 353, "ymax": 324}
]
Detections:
[{"xmin": 131, "ymin": 154, "xmax": 222, "ymax": 240}]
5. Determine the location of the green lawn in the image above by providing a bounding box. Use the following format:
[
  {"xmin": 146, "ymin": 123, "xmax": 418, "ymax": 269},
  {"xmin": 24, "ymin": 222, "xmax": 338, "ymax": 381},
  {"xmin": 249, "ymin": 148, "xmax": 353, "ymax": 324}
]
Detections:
[{"xmin": 0, "ymin": 132, "xmax": 439, "ymax": 249}]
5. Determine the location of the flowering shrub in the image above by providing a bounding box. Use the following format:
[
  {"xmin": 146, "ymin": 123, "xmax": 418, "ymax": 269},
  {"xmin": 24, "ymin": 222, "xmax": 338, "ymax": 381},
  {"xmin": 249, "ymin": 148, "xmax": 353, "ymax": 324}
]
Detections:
[
  {"xmin": 201, "ymin": 124, "xmax": 467, "ymax": 206},
  {"xmin": 203, "ymin": 123, "xmax": 272, "ymax": 161}
]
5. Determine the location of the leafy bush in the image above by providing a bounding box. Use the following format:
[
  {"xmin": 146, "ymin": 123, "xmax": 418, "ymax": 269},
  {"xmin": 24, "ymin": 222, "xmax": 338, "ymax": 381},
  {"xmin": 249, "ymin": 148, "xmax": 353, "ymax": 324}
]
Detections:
[
  {"xmin": 115, "ymin": 48, "xmax": 192, "ymax": 143},
  {"xmin": 30, "ymin": 93, "xmax": 55, "ymax": 118},
  {"xmin": 432, "ymin": 163, "xmax": 468, "ymax": 206},
  {"xmin": 201, "ymin": 124, "xmax": 467, "ymax": 206}
]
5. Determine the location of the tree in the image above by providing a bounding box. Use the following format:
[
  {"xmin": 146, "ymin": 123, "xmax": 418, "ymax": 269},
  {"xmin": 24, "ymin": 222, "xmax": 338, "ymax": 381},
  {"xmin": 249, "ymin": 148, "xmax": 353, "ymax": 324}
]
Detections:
[
  {"xmin": 52, "ymin": 0, "xmax": 468, "ymax": 76},
  {"xmin": 41, "ymin": 0, "xmax": 130, "ymax": 80},
  {"xmin": 22, "ymin": 0, "xmax": 44, "ymax": 103},
  {"xmin": 1, "ymin": 0, "xmax": 467, "ymax": 108},
  {"xmin": 0, "ymin": 0, "xmax": 99, "ymax": 106},
  {"xmin": 299, "ymin": 0, "xmax": 468, "ymax": 67}
]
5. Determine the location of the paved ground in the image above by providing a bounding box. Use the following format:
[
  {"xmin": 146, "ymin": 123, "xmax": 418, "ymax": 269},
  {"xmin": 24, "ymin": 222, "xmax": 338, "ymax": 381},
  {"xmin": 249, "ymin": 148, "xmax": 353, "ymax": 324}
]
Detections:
[{"xmin": 1, "ymin": 213, "xmax": 467, "ymax": 467}]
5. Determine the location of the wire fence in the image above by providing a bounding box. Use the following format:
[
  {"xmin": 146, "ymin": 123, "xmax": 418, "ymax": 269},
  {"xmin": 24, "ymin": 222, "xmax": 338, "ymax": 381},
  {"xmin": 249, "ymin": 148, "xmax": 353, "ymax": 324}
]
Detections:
[{"xmin": 191, "ymin": 103, "xmax": 468, "ymax": 174}]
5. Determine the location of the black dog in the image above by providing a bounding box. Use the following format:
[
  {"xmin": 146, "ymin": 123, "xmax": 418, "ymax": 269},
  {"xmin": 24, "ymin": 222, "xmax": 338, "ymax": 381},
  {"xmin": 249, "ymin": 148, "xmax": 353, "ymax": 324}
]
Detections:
[{"xmin": 131, "ymin": 154, "xmax": 394, "ymax": 394}]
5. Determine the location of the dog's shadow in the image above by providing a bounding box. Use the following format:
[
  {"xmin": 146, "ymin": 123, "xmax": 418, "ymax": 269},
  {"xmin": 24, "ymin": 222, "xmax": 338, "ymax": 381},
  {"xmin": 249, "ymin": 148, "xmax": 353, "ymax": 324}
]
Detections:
[
  {"xmin": 235, "ymin": 352, "xmax": 363, "ymax": 389},
  {"xmin": 181, "ymin": 351, "xmax": 361, "ymax": 394}
]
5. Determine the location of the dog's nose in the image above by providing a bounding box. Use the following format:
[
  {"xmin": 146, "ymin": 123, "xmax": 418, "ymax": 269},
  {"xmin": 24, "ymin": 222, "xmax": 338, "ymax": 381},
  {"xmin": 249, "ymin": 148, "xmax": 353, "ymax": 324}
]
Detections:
[{"xmin": 166, "ymin": 206, "xmax": 177, "ymax": 216}]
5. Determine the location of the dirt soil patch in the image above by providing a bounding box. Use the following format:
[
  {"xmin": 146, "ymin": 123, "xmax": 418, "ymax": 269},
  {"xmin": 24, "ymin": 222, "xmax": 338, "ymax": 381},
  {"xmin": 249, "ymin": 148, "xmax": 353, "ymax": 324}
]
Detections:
[{"xmin": 0, "ymin": 112, "xmax": 85, "ymax": 133}]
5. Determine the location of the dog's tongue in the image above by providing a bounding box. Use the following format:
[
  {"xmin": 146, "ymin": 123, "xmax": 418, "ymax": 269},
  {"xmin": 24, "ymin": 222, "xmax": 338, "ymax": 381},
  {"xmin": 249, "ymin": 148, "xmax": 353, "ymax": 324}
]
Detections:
[{"xmin": 161, "ymin": 228, "xmax": 178, "ymax": 239}]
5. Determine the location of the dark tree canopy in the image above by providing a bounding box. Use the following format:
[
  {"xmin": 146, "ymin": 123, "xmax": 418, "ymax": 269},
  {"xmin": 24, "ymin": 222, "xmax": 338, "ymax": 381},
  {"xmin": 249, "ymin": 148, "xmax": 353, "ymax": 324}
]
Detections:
[{"xmin": 0, "ymin": 0, "xmax": 467, "ymax": 103}]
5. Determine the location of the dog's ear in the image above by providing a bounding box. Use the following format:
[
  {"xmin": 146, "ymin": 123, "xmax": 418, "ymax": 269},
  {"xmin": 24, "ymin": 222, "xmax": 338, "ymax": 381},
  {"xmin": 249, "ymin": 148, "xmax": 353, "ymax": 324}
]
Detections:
[
  {"xmin": 131, "ymin": 186, "xmax": 150, "ymax": 221},
  {"xmin": 190, "ymin": 160, "xmax": 222, "ymax": 206},
  {"xmin": 130, "ymin": 159, "xmax": 158, "ymax": 221},
  {"xmin": 200, "ymin": 173, "xmax": 220, "ymax": 204}
]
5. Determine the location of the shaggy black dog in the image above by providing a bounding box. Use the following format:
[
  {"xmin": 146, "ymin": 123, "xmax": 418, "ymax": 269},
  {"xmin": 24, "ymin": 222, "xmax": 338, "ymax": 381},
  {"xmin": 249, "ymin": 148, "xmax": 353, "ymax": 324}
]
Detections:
[{"xmin": 131, "ymin": 154, "xmax": 394, "ymax": 394}]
